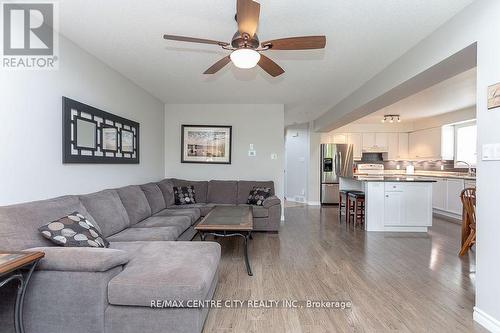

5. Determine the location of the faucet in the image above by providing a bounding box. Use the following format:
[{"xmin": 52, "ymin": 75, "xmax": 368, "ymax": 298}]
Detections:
[{"xmin": 455, "ymin": 161, "xmax": 474, "ymax": 176}]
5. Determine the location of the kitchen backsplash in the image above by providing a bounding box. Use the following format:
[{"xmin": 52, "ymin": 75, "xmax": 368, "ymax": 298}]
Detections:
[
  {"xmin": 387, "ymin": 160, "xmax": 476, "ymax": 172},
  {"xmin": 356, "ymin": 160, "xmax": 473, "ymax": 172}
]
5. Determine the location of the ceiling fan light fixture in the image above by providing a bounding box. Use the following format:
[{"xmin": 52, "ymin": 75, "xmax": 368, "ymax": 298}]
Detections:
[{"xmin": 230, "ymin": 48, "xmax": 261, "ymax": 69}]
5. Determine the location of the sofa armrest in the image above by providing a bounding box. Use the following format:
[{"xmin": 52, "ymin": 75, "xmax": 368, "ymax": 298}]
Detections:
[
  {"xmin": 263, "ymin": 196, "xmax": 281, "ymax": 208},
  {"xmin": 26, "ymin": 247, "xmax": 130, "ymax": 272}
]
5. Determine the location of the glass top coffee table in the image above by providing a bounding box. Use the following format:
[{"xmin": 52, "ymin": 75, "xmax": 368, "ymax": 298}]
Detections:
[{"xmin": 195, "ymin": 206, "xmax": 253, "ymax": 276}]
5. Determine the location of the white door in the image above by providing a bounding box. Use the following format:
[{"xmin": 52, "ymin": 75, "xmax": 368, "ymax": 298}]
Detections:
[
  {"xmin": 387, "ymin": 133, "xmax": 399, "ymax": 160},
  {"xmin": 446, "ymin": 179, "xmax": 465, "ymax": 215},
  {"xmin": 432, "ymin": 179, "xmax": 447, "ymax": 210},
  {"xmin": 347, "ymin": 133, "xmax": 363, "ymax": 160},
  {"xmin": 384, "ymin": 191, "xmax": 404, "ymax": 226},
  {"xmin": 362, "ymin": 133, "xmax": 375, "ymax": 150},
  {"xmin": 404, "ymin": 184, "xmax": 432, "ymax": 226}
]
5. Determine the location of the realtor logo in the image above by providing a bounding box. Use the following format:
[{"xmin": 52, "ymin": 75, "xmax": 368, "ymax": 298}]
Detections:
[{"xmin": 1, "ymin": 1, "xmax": 59, "ymax": 70}]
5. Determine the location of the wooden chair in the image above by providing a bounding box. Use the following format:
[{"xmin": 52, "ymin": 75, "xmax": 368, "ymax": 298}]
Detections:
[
  {"xmin": 459, "ymin": 188, "xmax": 476, "ymax": 256},
  {"xmin": 348, "ymin": 191, "xmax": 365, "ymax": 228},
  {"xmin": 339, "ymin": 190, "xmax": 350, "ymax": 224}
]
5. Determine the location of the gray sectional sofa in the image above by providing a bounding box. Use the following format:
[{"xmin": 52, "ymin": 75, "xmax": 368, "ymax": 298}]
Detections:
[{"xmin": 0, "ymin": 178, "xmax": 281, "ymax": 333}]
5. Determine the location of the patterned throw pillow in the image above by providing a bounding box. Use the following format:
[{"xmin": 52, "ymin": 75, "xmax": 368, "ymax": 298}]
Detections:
[
  {"xmin": 174, "ymin": 186, "xmax": 196, "ymax": 205},
  {"xmin": 247, "ymin": 187, "xmax": 272, "ymax": 206},
  {"xmin": 38, "ymin": 212, "xmax": 109, "ymax": 248}
]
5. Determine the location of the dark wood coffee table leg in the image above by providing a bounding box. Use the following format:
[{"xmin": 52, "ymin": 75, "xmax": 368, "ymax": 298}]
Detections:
[{"xmin": 243, "ymin": 232, "xmax": 253, "ymax": 276}]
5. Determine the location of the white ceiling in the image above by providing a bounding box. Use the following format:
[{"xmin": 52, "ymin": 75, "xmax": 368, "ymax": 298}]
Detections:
[
  {"xmin": 352, "ymin": 68, "xmax": 477, "ymax": 124},
  {"xmin": 57, "ymin": 0, "xmax": 475, "ymax": 125}
]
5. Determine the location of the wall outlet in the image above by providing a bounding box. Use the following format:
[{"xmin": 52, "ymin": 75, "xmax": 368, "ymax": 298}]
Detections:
[
  {"xmin": 248, "ymin": 150, "xmax": 256, "ymax": 157},
  {"xmin": 271, "ymin": 153, "xmax": 278, "ymax": 160}
]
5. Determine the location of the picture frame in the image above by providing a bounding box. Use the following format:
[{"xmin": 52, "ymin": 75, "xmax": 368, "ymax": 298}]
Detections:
[
  {"xmin": 181, "ymin": 125, "xmax": 232, "ymax": 164},
  {"xmin": 62, "ymin": 97, "xmax": 140, "ymax": 164},
  {"xmin": 488, "ymin": 83, "xmax": 500, "ymax": 110},
  {"xmin": 121, "ymin": 129, "xmax": 134, "ymax": 153},
  {"xmin": 101, "ymin": 126, "xmax": 118, "ymax": 152}
]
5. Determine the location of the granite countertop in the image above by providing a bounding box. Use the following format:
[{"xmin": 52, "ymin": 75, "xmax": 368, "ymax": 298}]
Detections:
[{"xmin": 349, "ymin": 175, "xmax": 437, "ymax": 182}]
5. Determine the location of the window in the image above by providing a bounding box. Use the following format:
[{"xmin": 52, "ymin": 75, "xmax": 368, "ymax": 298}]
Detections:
[{"xmin": 454, "ymin": 121, "xmax": 477, "ymax": 167}]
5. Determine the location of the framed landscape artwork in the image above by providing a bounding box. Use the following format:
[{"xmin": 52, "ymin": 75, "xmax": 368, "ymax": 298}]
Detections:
[
  {"xmin": 181, "ymin": 125, "xmax": 232, "ymax": 164},
  {"xmin": 488, "ymin": 83, "xmax": 500, "ymax": 110}
]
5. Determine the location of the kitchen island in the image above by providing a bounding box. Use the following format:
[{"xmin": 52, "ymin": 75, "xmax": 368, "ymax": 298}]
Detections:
[{"xmin": 340, "ymin": 176, "xmax": 436, "ymax": 232}]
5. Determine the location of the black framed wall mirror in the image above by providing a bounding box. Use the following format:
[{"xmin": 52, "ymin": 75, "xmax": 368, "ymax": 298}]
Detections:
[{"xmin": 62, "ymin": 97, "xmax": 140, "ymax": 164}]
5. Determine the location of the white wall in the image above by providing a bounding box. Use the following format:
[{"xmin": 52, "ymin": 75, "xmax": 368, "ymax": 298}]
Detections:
[
  {"xmin": 164, "ymin": 104, "xmax": 285, "ymax": 201},
  {"xmin": 285, "ymin": 124, "xmax": 309, "ymax": 202},
  {"xmin": 0, "ymin": 36, "xmax": 165, "ymax": 205},
  {"xmin": 312, "ymin": 0, "xmax": 500, "ymax": 330},
  {"xmin": 412, "ymin": 106, "xmax": 476, "ymax": 131}
]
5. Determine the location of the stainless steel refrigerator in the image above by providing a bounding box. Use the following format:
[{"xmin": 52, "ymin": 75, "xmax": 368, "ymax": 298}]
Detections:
[{"xmin": 320, "ymin": 144, "xmax": 354, "ymax": 204}]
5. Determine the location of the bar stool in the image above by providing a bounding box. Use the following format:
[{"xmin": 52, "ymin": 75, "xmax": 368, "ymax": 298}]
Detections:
[
  {"xmin": 348, "ymin": 191, "xmax": 365, "ymax": 228},
  {"xmin": 339, "ymin": 190, "xmax": 350, "ymax": 223}
]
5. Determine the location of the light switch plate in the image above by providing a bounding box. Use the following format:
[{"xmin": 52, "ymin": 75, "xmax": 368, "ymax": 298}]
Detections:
[
  {"xmin": 271, "ymin": 153, "xmax": 278, "ymax": 160},
  {"xmin": 482, "ymin": 143, "xmax": 500, "ymax": 161}
]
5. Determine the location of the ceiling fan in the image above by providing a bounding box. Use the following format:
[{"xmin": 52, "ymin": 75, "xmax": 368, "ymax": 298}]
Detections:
[{"xmin": 163, "ymin": 0, "xmax": 326, "ymax": 77}]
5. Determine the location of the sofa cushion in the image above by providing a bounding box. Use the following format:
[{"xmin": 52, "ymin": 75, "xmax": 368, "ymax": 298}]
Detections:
[
  {"xmin": 140, "ymin": 183, "xmax": 166, "ymax": 214},
  {"xmin": 161, "ymin": 203, "xmax": 214, "ymax": 217},
  {"xmin": 0, "ymin": 195, "xmax": 98, "ymax": 250},
  {"xmin": 116, "ymin": 185, "xmax": 152, "ymax": 225},
  {"xmin": 133, "ymin": 215, "xmax": 191, "ymax": 233},
  {"xmin": 107, "ymin": 227, "xmax": 181, "ymax": 242},
  {"xmin": 173, "ymin": 186, "xmax": 196, "ymax": 205},
  {"xmin": 207, "ymin": 180, "xmax": 238, "ymax": 204},
  {"xmin": 38, "ymin": 212, "xmax": 109, "ymax": 248},
  {"xmin": 155, "ymin": 207, "xmax": 201, "ymax": 224},
  {"xmin": 247, "ymin": 187, "xmax": 272, "ymax": 206},
  {"xmin": 27, "ymin": 247, "xmax": 129, "ymax": 272},
  {"xmin": 157, "ymin": 179, "xmax": 175, "ymax": 207},
  {"xmin": 237, "ymin": 181, "xmax": 275, "ymax": 204},
  {"xmin": 80, "ymin": 190, "xmax": 130, "ymax": 238},
  {"xmin": 108, "ymin": 241, "xmax": 221, "ymax": 306},
  {"xmin": 171, "ymin": 179, "xmax": 208, "ymax": 203}
]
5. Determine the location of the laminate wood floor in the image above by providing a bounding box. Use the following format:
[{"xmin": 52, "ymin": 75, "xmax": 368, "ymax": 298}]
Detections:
[{"xmin": 202, "ymin": 203, "xmax": 486, "ymax": 333}]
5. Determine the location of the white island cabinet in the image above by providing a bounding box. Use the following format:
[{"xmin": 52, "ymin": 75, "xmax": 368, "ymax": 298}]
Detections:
[{"xmin": 340, "ymin": 177, "xmax": 434, "ymax": 232}]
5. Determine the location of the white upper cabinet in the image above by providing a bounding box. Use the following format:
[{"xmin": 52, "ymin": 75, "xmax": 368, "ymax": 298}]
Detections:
[
  {"xmin": 387, "ymin": 133, "xmax": 399, "ymax": 160},
  {"xmin": 362, "ymin": 133, "xmax": 388, "ymax": 152},
  {"xmin": 362, "ymin": 133, "xmax": 375, "ymax": 150},
  {"xmin": 398, "ymin": 133, "xmax": 409, "ymax": 159},
  {"xmin": 347, "ymin": 133, "xmax": 363, "ymax": 160},
  {"xmin": 409, "ymin": 127, "xmax": 442, "ymax": 159},
  {"xmin": 332, "ymin": 133, "xmax": 348, "ymax": 144},
  {"xmin": 375, "ymin": 133, "xmax": 388, "ymax": 149}
]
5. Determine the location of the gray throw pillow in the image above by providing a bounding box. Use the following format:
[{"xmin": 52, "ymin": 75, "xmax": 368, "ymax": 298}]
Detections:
[
  {"xmin": 174, "ymin": 186, "xmax": 196, "ymax": 205},
  {"xmin": 38, "ymin": 212, "xmax": 109, "ymax": 248},
  {"xmin": 247, "ymin": 187, "xmax": 272, "ymax": 206}
]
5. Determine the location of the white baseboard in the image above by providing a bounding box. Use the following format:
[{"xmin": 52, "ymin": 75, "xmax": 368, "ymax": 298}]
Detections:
[
  {"xmin": 474, "ymin": 307, "xmax": 500, "ymax": 332},
  {"xmin": 308, "ymin": 201, "xmax": 321, "ymax": 206}
]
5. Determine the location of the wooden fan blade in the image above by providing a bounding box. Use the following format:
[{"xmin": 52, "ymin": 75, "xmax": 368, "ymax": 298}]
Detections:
[
  {"xmin": 204, "ymin": 56, "xmax": 231, "ymax": 74},
  {"xmin": 262, "ymin": 36, "xmax": 326, "ymax": 50},
  {"xmin": 163, "ymin": 34, "xmax": 229, "ymax": 46},
  {"xmin": 237, "ymin": 0, "xmax": 260, "ymax": 38},
  {"xmin": 258, "ymin": 54, "xmax": 284, "ymax": 77}
]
